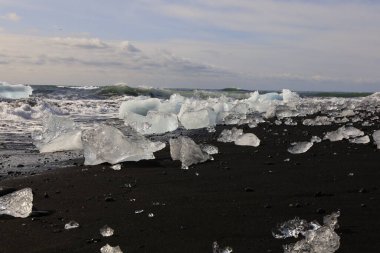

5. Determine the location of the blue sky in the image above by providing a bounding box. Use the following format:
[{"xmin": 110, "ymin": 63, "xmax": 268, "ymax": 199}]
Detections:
[{"xmin": 0, "ymin": 0, "xmax": 380, "ymax": 91}]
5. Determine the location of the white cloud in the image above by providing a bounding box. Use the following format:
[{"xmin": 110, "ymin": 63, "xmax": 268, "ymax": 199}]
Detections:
[
  {"xmin": 51, "ymin": 37, "xmax": 109, "ymax": 49},
  {"xmin": 1, "ymin": 12, "xmax": 21, "ymax": 22}
]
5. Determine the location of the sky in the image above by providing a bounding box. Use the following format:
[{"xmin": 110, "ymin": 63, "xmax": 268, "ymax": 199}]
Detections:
[{"xmin": 0, "ymin": 0, "xmax": 380, "ymax": 91}]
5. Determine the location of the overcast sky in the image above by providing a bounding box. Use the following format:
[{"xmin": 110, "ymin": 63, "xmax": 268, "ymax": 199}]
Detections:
[{"xmin": 0, "ymin": 0, "xmax": 379, "ymax": 91}]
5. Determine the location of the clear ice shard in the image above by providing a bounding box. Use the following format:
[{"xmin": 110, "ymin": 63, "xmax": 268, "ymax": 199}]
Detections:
[
  {"xmin": 82, "ymin": 124, "xmax": 165, "ymax": 165},
  {"xmin": 287, "ymin": 142, "xmax": 313, "ymax": 154},
  {"xmin": 100, "ymin": 244, "xmax": 123, "ymax": 253},
  {"xmin": 373, "ymin": 130, "xmax": 380, "ymax": 149},
  {"xmin": 349, "ymin": 135, "xmax": 370, "ymax": 144},
  {"xmin": 212, "ymin": 241, "xmax": 233, "ymax": 253},
  {"xmin": 100, "ymin": 225, "xmax": 114, "ymax": 237},
  {"xmin": 234, "ymin": 133, "xmax": 260, "ymax": 147},
  {"xmin": 64, "ymin": 220, "xmax": 79, "ymax": 230},
  {"xmin": 217, "ymin": 127, "xmax": 243, "ymax": 143},
  {"xmin": 324, "ymin": 126, "xmax": 364, "ymax": 142},
  {"xmin": 169, "ymin": 136, "xmax": 211, "ymax": 170},
  {"xmin": 111, "ymin": 164, "xmax": 122, "ymax": 170},
  {"xmin": 274, "ymin": 212, "xmax": 341, "ymax": 253},
  {"xmin": 179, "ymin": 108, "xmax": 216, "ymax": 130},
  {"xmin": 199, "ymin": 144, "xmax": 219, "ymax": 155},
  {"xmin": 32, "ymin": 114, "xmax": 83, "ymax": 153},
  {"xmin": 0, "ymin": 188, "xmax": 33, "ymax": 218}
]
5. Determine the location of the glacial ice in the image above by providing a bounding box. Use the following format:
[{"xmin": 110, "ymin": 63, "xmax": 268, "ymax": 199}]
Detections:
[
  {"xmin": 64, "ymin": 220, "xmax": 80, "ymax": 230},
  {"xmin": 119, "ymin": 98, "xmax": 161, "ymax": 119},
  {"xmin": 0, "ymin": 82, "xmax": 33, "ymax": 99},
  {"xmin": 111, "ymin": 164, "xmax": 122, "ymax": 170},
  {"xmin": 199, "ymin": 144, "xmax": 219, "ymax": 155},
  {"xmin": 274, "ymin": 212, "xmax": 340, "ymax": 253},
  {"xmin": 373, "ymin": 130, "xmax": 380, "ymax": 149},
  {"xmin": 100, "ymin": 244, "xmax": 123, "ymax": 253},
  {"xmin": 212, "ymin": 241, "xmax": 233, "ymax": 253},
  {"xmin": 81, "ymin": 124, "xmax": 165, "ymax": 165},
  {"xmin": 324, "ymin": 126, "xmax": 364, "ymax": 142},
  {"xmin": 169, "ymin": 136, "xmax": 211, "ymax": 169},
  {"xmin": 100, "ymin": 225, "xmax": 114, "ymax": 237},
  {"xmin": 349, "ymin": 135, "xmax": 370, "ymax": 144},
  {"xmin": 32, "ymin": 114, "xmax": 83, "ymax": 153},
  {"xmin": 310, "ymin": 136, "xmax": 322, "ymax": 143},
  {"xmin": 217, "ymin": 127, "xmax": 243, "ymax": 143},
  {"xmin": 288, "ymin": 142, "xmax": 313, "ymax": 154},
  {"xmin": 234, "ymin": 133, "xmax": 260, "ymax": 147},
  {"xmin": 0, "ymin": 188, "xmax": 33, "ymax": 218},
  {"xmin": 179, "ymin": 108, "xmax": 216, "ymax": 130}
]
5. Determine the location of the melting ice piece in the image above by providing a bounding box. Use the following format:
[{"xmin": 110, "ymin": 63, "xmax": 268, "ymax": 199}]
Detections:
[
  {"xmin": 275, "ymin": 212, "xmax": 341, "ymax": 253},
  {"xmin": 64, "ymin": 220, "xmax": 79, "ymax": 230},
  {"xmin": 287, "ymin": 142, "xmax": 313, "ymax": 154},
  {"xmin": 170, "ymin": 136, "xmax": 211, "ymax": 170},
  {"xmin": 199, "ymin": 144, "xmax": 219, "ymax": 155},
  {"xmin": 349, "ymin": 135, "xmax": 370, "ymax": 144},
  {"xmin": 373, "ymin": 130, "xmax": 380, "ymax": 149},
  {"xmin": 217, "ymin": 127, "xmax": 243, "ymax": 143},
  {"xmin": 100, "ymin": 225, "xmax": 114, "ymax": 237},
  {"xmin": 272, "ymin": 217, "xmax": 321, "ymax": 239},
  {"xmin": 81, "ymin": 124, "xmax": 165, "ymax": 165},
  {"xmin": 179, "ymin": 108, "xmax": 216, "ymax": 130},
  {"xmin": 111, "ymin": 164, "xmax": 122, "ymax": 170},
  {"xmin": 0, "ymin": 188, "xmax": 33, "ymax": 218},
  {"xmin": 324, "ymin": 126, "xmax": 364, "ymax": 142},
  {"xmin": 0, "ymin": 82, "xmax": 33, "ymax": 99},
  {"xmin": 212, "ymin": 241, "xmax": 233, "ymax": 253},
  {"xmin": 310, "ymin": 136, "xmax": 322, "ymax": 143},
  {"xmin": 234, "ymin": 133, "xmax": 260, "ymax": 147},
  {"xmin": 100, "ymin": 244, "xmax": 123, "ymax": 253},
  {"xmin": 32, "ymin": 114, "xmax": 83, "ymax": 153}
]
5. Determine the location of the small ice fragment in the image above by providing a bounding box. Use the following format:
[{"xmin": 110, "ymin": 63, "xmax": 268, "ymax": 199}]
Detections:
[
  {"xmin": 0, "ymin": 188, "xmax": 33, "ymax": 218},
  {"xmin": 170, "ymin": 136, "xmax": 211, "ymax": 170},
  {"xmin": 348, "ymin": 172, "xmax": 354, "ymax": 176},
  {"xmin": 100, "ymin": 225, "xmax": 114, "ymax": 237},
  {"xmin": 64, "ymin": 220, "xmax": 79, "ymax": 230},
  {"xmin": 234, "ymin": 133, "xmax": 260, "ymax": 147},
  {"xmin": 284, "ymin": 158, "xmax": 290, "ymax": 162},
  {"xmin": 212, "ymin": 241, "xmax": 233, "ymax": 253},
  {"xmin": 217, "ymin": 127, "xmax": 243, "ymax": 143},
  {"xmin": 349, "ymin": 135, "xmax": 370, "ymax": 144},
  {"xmin": 195, "ymin": 172, "xmax": 200, "ymax": 176},
  {"xmin": 135, "ymin": 209, "xmax": 144, "ymax": 214},
  {"xmin": 111, "ymin": 164, "xmax": 122, "ymax": 171},
  {"xmin": 148, "ymin": 213, "xmax": 154, "ymax": 218},
  {"xmin": 287, "ymin": 142, "xmax": 313, "ymax": 154},
  {"xmin": 272, "ymin": 217, "xmax": 320, "ymax": 239},
  {"xmin": 373, "ymin": 130, "xmax": 380, "ymax": 149},
  {"xmin": 100, "ymin": 244, "xmax": 123, "ymax": 253},
  {"xmin": 200, "ymin": 144, "xmax": 219, "ymax": 155},
  {"xmin": 310, "ymin": 136, "xmax": 322, "ymax": 143}
]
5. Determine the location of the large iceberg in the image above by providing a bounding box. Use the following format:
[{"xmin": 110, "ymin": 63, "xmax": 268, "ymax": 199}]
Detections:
[
  {"xmin": 32, "ymin": 114, "xmax": 83, "ymax": 153},
  {"xmin": 82, "ymin": 124, "xmax": 165, "ymax": 165},
  {"xmin": 0, "ymin": 188, "xmax": 33, "ymax": 218},
  {"xmin": 169, "ymin": 136, "xmax": 211, "ymax": 170},
  {"xmin": 0, "ymin": 82, "xmax": 33, "ymax": 99}
]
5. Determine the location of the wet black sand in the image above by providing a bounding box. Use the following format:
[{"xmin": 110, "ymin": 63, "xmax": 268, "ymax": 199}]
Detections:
[{"xmin": 0, "ymin": 121, "xmax": 379, "ymax": 253}]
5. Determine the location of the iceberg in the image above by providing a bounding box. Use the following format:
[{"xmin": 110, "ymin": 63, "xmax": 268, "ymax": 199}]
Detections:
[
  {"xmin": 82, "ymin": 124, "xmax": 165, "ymax": 165},
  {"xmin": 0, "ymin": 188, "xmax": 33, "ymax": 218},
  {"xmin": 217, "ymin": 127, "xmax": 243, "ymax": 143},
  {"xmin": 169, "ymin": 136, "xmax": 211, "ymax": 170},
  {"xmin": 124, "ymin": 111, "xmax": 178, "ymax": 135},
  {"xmin": 288, "ymin": 142, "xmax": 313, "ymax": 154},
  {"xmin": 234, "ymin": 133, "xmax": 260, "ymax": 147},
  {"xmin": 119, "ymin": 98, "xmax": 161, "ymax": 119},
  {"xmin": 0, "ymin": 82, "xmax": 33, "ymax": 99},
  {"xmin": 324, "ymin": 126, "xmax": 364, "ymax": 142},
  {"xmin": 32, "ymin": 114, "xmax": 83, "ymax": 153}
]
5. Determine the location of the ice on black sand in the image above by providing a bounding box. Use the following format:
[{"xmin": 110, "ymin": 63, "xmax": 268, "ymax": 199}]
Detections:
[
  {"xmin": 100, "ymin": 244, "xmax": 123, "ymax": 253},
  {"xmin": 100, "ymin": 225, "xmax": 114, "ymax": 237},
  {"xmin": 64, "ymin": 220, "xmax": 79, "ymax": 230},
  {"xmin": 0, "ymin": 188, "xmax": 33, "ymax": 218}
]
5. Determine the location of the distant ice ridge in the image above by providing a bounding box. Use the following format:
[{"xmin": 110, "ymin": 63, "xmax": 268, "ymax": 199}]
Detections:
[
  {"xmin": 82, "ymin": 124, "xmax": 165, "ymax": 165},
  {"xmin": 273, "ymin": 212, "xmax": 340, "ymax": 253},
  {"xmin": 0, "ymin": 81, "xmax": 33, "ymax": 99}
]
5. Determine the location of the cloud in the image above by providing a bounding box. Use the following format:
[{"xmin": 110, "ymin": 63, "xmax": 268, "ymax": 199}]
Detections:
[
  {"xmin": 51, "ymin": 37, "xmax": 109, "ymax": 49},
  {"xmin": 1, "ymin": 12, "xmax": 21, "ymax": 22}
]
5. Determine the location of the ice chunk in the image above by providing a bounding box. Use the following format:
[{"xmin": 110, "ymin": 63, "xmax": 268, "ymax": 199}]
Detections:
[
  {"xmin": 0, "ymin": 82, "xmax": 33, "ymax": 99},
  {"xmin": 349, "ymin": 135, "xmax": 370, "ymax": 144},
  {"xmin": 324, "ymin": 126, "xmax": 364, "ymax": 142},
  {"xmin": 111, "ymin": 164, "xmax": 122, "ymax": 170},
  {"xmin": 170, "ymin": 136, "xmax": 210, "ymax": 170},
  {"xmin": 82, "ymin": 124, "xmax": 165, "ymax": 165},
  {"xmin": 212, "ymin": 241, "xmax": 233, "ymax": 253},
  {"xmin": 373, "ymin": 130, "xmax": 380, "ymax": 149},
  {"xmin": 124, "ymin": 111, "xmax": 178, "ymax": 135},
  {"xmin": 119, "ymin": 98, "xmax": 161, "ymax": 119},
  {"xmin": 234, "ymin": 133, "xmax": 260, "ymax": 147},
  {"xmin": 100, "ymin": 225, "xmax": 114, "ymax": 237},
  {"xmin": 0, "ymin": 188, "xmax": 33, "ymax": 218},
  {"xmin": 310, "ymin": 136, "xmax": 322, "ymax": 143},
  {"xmin": 217, "ymin": 127, "xmax": 243, "ymax": 143},
  {"xmin": 64, "ymin": 220, "xmax": 79, "ymax": 230},
  {"xmin": 199, "ymin": 144, "xmax": 219, "ymax": 155},
  {"xmin": 179, "ymin": 108, "xmax": 216, "ymax": 130},
  {"xmin": 276, "ymin": 212, "xmax": 341, "ymax": 253},
  {"xmin": 100, "ymin": 244, "xmax": 123, "ymax": 253},
  {"xmin": 303, "ymin": 116, "xmax": 332, "ymax": 126},
  {"xmin": 288, "ymin": 142, "xmax": 313, "ymax": 154},
  {"xmin": 32, "ymin": 114, "xmax": 83, "ymax": 153}
]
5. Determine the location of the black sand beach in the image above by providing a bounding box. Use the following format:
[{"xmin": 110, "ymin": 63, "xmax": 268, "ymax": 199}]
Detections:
[{"xmin": 0, "ymin": 119, "xmax": 379, "ymax": 253}]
